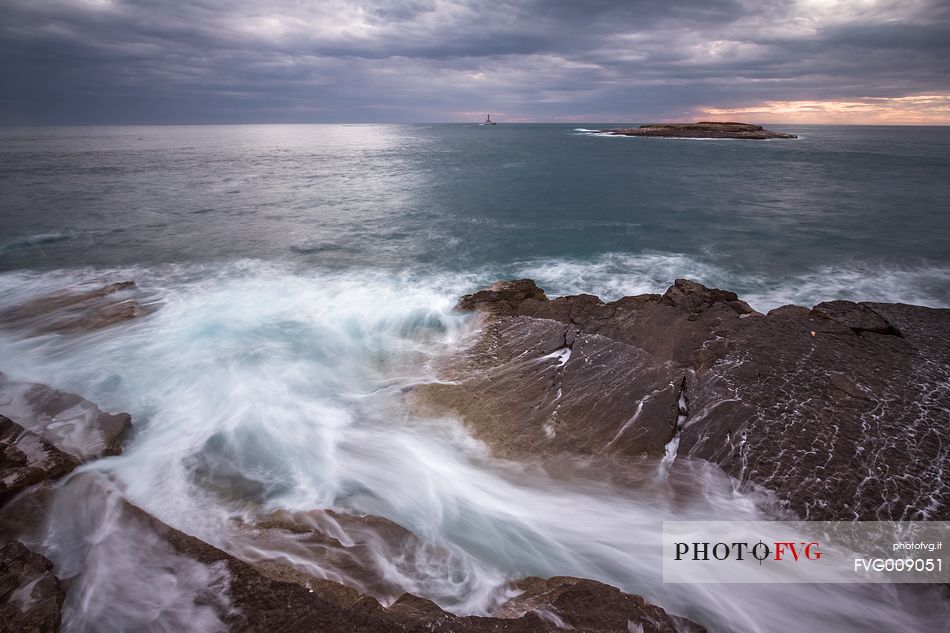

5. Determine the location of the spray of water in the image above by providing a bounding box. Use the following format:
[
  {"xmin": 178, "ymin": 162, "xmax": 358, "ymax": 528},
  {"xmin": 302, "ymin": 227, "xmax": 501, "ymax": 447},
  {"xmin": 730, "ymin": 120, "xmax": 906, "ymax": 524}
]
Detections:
[{"xmin": 1, "ymin": 260, "xmax": 946, "ymax": 632}]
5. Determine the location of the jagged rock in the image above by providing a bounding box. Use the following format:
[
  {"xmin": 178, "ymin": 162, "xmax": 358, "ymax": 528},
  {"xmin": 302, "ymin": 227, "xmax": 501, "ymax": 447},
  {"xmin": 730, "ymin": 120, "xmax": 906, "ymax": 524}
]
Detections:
[
  {"xmin": 0, "ymin": 540, "xmax": 64, "ymax": 633},
  {"xmin": 0, "ymin": 280, "xmax": 151, "ymax": 335},
  {"xmin": 243, "ymin": 509, "xmax": 707, "ymax": 631},
  {"xmin": 660, "ymin": 279, "xmax": 755, "ymax": 316},
  {"xmin": 412, "ymin": 279, "xmax": 950, "ymax": 521},
  {"xmin": 1, "ymin": 473, "xmax": 706, "ymax": 633},
  {"xmin": 767, "ymin": 304, "xmax": 810, "ymax": 318},
  {"xmin": 497, "ymin": 576, "xmax": 705, "ymax": 632},
  {"xmin": 205, "ymin": 533, "xmax": 706, "ymax": 632},
  {"xmin": 0, "ymin": 373, "xmax": 130, "ymax": 508},
  {"xmin": 812, "ymin": 300, "xmax": 902, "ymax": 336},
  {"xmin": 0, "ymin": 415, "xmax": 79, "ymax": 505},
  {"xmin": 243, "ymin": 508, "xmax": 452, "ymax": 603},
  {"xmin": 410, "ymin": 313, "xmax": 683, "ymax": 458},
  {"xmin": 457, "ymin": 279, "xmax": 549, "ymax": 314},
  {"xmin": 0, "ymin": 372, "xmax": 131, "ymax": 461},
  {"xmin": 602, "ymin": 122, "xmax": 797, "ymax": 139}
]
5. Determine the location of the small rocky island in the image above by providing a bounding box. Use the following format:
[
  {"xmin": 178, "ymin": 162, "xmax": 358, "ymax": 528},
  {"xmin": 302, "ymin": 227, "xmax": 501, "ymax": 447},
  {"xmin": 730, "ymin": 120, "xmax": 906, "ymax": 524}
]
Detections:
[{"xmin": 602, "ymin": 121, "xmax": 797, "ymax": 139}]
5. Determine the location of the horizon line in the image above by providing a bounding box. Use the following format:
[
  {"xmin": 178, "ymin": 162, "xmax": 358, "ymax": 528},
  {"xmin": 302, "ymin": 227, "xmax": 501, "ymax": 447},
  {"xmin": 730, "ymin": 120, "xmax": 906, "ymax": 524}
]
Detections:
[{"xmin": 3, "ymin": 121, "xmax": 950, "ymax": 127}]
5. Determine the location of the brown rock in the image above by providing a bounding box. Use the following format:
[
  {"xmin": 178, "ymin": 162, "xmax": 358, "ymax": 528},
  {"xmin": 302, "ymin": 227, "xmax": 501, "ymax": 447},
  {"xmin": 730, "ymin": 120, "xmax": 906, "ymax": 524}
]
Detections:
[
  {"xmin": 0, "ymin": 540, "xmax": 64, "ymax": 633},
  {"xmin": 415, "ymin": 278, "xmax": 950, "ymax": 521},
  {"xmin": 0, "ymin": 280, "xmax": 152, "ymax": 335},
  {"xmin": 812, "ymin": 300, "xmax": 902, "ymax": 336},
  {"xmin": 498, "ymin": 576, "xmax": 706, "ymax": 632},
  {"xmin": 660, "ymin": 279, "xmax": 755, "ymax": 316},
  {"xmin": 0, "ymin": 372, "xmax": 131, "ymax": 461},
  {"xmin": 767, "ymin": 304, "xmax": 811, "ymax": 318},
  {"xmin": 0, "ymin": 415, "xmax": 79, "ymax": 506},
  {"xmin": 243, "ymin": 508, "xmax": 447, "ymax": 604},
  {"xmin": 9, "ymin": 472, "xmax": 705, "ymax": 633},
  {"xmin": 457, "ymin": 279, "xmax": 548, "ymax": 315}
]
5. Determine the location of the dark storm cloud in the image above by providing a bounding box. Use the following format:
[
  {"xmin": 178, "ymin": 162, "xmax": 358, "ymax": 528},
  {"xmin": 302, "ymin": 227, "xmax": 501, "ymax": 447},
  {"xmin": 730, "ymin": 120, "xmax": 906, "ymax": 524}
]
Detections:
[{"xmin": 0, "ymin": 0, "xmax": 948, "ymax": 123}]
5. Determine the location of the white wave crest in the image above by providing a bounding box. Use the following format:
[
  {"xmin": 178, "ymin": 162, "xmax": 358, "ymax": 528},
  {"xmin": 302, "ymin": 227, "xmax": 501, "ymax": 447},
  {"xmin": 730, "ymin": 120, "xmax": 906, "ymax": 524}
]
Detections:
[{"xmin": 508, "ymin": 252, "xmax": 950, "ymax": 312}]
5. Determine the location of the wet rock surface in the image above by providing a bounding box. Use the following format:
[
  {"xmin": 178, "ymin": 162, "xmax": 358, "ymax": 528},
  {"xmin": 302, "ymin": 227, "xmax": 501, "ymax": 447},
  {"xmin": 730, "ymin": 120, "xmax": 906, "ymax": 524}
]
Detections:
[
  {"xmin": 0, "ymin": 472, "xmax": 706, "ymax": 633},
  {"xmin": 0, "ymin": 540, "xmax": 64, "ymax": 633},
  {"xmin": 0, "ymin": 374, "xmax": 707, "ymax": 633},
  {"xmin": 0, "ymin": 372, "xmax": 131, "ymax": 461},
  {"xmin": 602, "ymin": 122, "xmax": 797, "ymax": 139},
  {"xmin": 0, "ymin": 415, "xmax": 78, "ymax": 505},
  {"xmin": 811, "ymin": 300, "xmax": 902, "ymax": 336},
  {"xmin": 411, "ymin": 279, "xmax": 950, "ymax": 521},
  {"xmin": 0, "ymin": 370, "xmax": 133, "ymax": 624},
  {"xmin": 244, "ymin": 507, "xmax": 475, "ymax": 606},
  {"xmin": 0, "ymin": 376, "xmax": 133, "ymax": 630},
  {"xmin": 239, "ymin": 507, "xmax": 706, "ymax": 631},
  {"xmin": 181, "ymin": 531, "xmax": 704, "ymax": 631},
  {"xmin": 0, "ymin": 280, "xmax": 151, "ymax": 335},
  {"xmin": 498, "ymin": 576, "xmax": 705, "ymax": 632}
]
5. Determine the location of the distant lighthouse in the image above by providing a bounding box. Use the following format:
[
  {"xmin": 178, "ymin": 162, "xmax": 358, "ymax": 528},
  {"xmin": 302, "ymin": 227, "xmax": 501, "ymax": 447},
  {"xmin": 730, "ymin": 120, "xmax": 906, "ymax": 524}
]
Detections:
[{"xmin": 483, "ymin": 114, "xmax": 496, "ymax": 125}]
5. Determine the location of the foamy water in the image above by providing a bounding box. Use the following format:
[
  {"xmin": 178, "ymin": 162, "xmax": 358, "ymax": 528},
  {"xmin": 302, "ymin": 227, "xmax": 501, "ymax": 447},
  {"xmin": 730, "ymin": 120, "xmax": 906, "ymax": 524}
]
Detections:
[{"xmin": 1, "ymin": 261, "xmax": 946, "ymax": 633}]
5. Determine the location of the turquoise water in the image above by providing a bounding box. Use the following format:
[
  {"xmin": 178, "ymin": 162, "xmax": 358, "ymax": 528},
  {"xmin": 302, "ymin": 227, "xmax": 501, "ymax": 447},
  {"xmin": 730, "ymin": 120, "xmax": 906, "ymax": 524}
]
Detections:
[{"xmin": 2, "ymin": 123, "xmax": 948, "ymax": 309}]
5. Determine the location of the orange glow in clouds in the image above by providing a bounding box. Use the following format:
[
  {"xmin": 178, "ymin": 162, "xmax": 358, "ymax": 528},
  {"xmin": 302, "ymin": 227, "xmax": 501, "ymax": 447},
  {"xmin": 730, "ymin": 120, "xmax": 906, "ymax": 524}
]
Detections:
[{"xmin": 697, "ymin": 95, "xmax": 950, "ymax": 125}]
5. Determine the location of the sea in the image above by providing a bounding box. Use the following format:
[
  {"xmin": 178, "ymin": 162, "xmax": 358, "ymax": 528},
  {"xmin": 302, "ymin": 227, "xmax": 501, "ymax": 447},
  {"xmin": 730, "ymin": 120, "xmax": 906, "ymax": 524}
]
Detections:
[{"xmin": 0, "ymin": 124, "xmax": 948, "ymax": 633}]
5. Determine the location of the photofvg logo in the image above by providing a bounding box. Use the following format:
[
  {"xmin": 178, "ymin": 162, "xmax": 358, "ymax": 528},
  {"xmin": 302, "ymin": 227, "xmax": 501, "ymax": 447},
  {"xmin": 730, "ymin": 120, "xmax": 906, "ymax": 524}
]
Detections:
[
  {"xmin": 662, "ymin": 521, "xmax": 948, "ymax": 584},
  {"xmin": 674, "ymin": 540, "xmax": 823, "ymax": 563}
]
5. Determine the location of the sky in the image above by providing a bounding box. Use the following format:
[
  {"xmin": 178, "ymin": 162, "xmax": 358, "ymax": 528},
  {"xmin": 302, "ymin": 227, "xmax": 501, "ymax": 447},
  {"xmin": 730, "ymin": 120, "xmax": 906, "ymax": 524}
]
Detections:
[{"xmin": 1, "ymin": 0, "xmax": 949, "ymax": 124}]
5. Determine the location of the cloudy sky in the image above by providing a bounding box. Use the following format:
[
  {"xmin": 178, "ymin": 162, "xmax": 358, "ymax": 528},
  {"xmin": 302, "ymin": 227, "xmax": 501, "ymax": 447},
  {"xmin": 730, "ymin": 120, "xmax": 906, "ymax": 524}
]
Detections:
[{"xmin": 2, "ymin": 0, "xmax": 949, "ymax": 124}]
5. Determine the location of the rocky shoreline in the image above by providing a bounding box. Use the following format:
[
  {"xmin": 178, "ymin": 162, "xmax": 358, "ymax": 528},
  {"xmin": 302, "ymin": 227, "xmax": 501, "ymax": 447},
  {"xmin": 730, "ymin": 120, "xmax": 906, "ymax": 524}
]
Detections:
[
  {"xmin": 411, "ymin": 279, "xmax": 948, "ymax": 521},
  {"xmin": 1, "ymin": 467, "xmax": 705, "ymax": 633},
  {"xmin": 2, "ymin": 278, "xmax": 948, "ymax": 631},
  {"xmin": 601, "ymin": 122, "xmax": 797, "ymax": 139},
  {"xmin": 0, "ymin": 282, "xmax": 707, "ymax": 631}
]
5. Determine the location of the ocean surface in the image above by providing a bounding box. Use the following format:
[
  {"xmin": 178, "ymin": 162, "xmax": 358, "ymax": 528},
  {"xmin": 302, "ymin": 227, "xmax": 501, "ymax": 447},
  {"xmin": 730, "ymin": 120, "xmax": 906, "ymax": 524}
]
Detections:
[
  {"xmin": 2, "ymin": 123, "xmax": 949, "ymax": 308},
  {"xmin": 1, "ymin": 124, "xmax": 949, "ymax": 633}
]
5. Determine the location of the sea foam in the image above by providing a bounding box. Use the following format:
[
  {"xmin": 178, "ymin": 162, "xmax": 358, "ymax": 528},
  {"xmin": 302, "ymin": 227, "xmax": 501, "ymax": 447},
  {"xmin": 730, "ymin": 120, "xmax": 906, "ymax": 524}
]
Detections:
[{"xmin": 0, "ymin": 260, "xmax": 947, "ymax": 632}]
